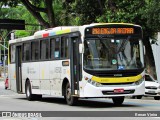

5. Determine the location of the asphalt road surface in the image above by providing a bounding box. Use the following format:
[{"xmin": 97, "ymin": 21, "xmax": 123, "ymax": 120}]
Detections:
[{"xmin": 0, "ymin": 80, "xmax": 160, "ymax": 120}]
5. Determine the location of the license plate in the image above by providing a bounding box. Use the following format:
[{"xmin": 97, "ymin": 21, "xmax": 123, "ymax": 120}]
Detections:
[{"xmin": 114, "ymin": 89, "xmax": 124, "ymax": 93}]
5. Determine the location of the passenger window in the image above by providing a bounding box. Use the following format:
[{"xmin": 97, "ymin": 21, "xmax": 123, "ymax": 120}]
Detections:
[
  {"xmin": 55, "ymin": 38, "xmax": 60, "ymax": 58},
  {"xmin": 31, "ymin": 41, "xmax": 39, "ymax": 60},
  {"xmin": 11, "ymin": 45, "xmax": 16, "ymax": 63},
  {"xmin": 50, "ymin": 38, "xmax": 55, "ymax": 59},
  {"xmin": 51, "ymin": 38, "xmax": 60, "ymax": 59},
  {"xmin": 40, "ymin": 39, "xmax": 49, "ymax": 60},
  {"xmin": 61, "ymin": 37, "xmax": 69, "ymax": 59},
  {"xmin": 23, "ymin": 43, "xmax": 30, "ymax": 61}
]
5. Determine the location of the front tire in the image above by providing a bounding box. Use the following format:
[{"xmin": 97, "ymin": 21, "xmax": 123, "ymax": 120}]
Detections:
[
  {"xmin": 65, "ymin": 82, "xmax": 78, "ymax": 105},
  {"xmin": 112, "ymin": 96, "xmax": 125, "ymax": 106}
]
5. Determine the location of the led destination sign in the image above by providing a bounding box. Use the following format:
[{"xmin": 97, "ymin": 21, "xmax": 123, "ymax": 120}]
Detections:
[{"xmin": 92, "ymin": 28, "xmax": 134, "ymax": 35}]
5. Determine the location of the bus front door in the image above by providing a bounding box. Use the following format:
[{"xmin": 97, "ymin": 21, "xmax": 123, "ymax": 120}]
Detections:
[
  {"xmin": 15, "ymin": 45, "xmax": 22, "ymax": 93},
  {"xmin": 70, "ymin": 36, "xmax": 80, "ymax": 96}
]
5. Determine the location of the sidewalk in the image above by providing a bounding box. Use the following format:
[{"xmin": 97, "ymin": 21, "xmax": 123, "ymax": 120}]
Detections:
[{"xmin": 0, "ymin": 79, "xmax": 18, "ymax": 96}]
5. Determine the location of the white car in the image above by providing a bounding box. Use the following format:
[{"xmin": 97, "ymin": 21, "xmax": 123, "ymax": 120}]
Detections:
[{"xmin": 145, "ymin": 74, "xmax": 160, "ymax": 100}]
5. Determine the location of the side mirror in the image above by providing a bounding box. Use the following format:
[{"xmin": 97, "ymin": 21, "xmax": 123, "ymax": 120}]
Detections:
[{"xmin": 79, "ymin": 43, "xmax": 84, "ymax": 53}]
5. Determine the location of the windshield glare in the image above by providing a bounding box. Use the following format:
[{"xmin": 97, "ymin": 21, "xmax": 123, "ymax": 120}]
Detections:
[{"xmin": 83, "ymin": 37, "xmax": 144, "ymax": 71}]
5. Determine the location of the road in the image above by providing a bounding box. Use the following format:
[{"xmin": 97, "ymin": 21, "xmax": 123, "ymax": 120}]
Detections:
[{"xmin": 0, "ymin": 80, "xmax": 160, "ymax": 120}]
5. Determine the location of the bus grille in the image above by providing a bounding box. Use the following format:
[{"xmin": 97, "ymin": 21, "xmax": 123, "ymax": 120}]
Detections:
[
  {"xmin": 101, "ymin": 82, "xmax": 134, "ymax": 85},
  {"xmin": 102, "ymin": 89, "xmax": 135, "ymax": 95}
]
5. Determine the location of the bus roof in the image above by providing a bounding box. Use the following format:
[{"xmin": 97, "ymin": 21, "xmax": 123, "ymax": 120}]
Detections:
[
  {"xmin": 9, "ymin": 23, "xmax": 141, "ymax": 44},
  {"xmin": 9, "ymin": 26, "xmax": 79, "ymax": 44}
]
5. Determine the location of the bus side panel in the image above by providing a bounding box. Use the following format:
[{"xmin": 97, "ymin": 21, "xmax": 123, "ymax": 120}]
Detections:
[
  {"xmin": 60, "ymin": 59, "xmax": 70, "ymax": 93},
  {"xmin": 49, "ymin": 60, "xmax": 62, "ymax": 96},
  {"xmin": 8, "ymin": 64, "xmax": 16, "ymax": 92},
  {"xmin": 39, "ymin": 61, "xmax": 50, "ymax": 95},
  {"xmin": 22, "ymin": 63, "xmax": 30, "ymax": 93},
  {"xmin": 27, "ymin": 62, "xmax": 41, "ymax": 94}
]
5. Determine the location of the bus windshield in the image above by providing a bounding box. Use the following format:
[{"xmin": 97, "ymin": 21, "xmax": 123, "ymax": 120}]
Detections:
[{"xmin": 83, "ymin": 37, "xmax": 144, "ymax": 71}]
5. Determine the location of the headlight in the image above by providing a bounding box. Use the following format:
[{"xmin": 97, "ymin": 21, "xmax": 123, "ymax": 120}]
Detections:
[
  {"xmin": 134, "ymin": 78, "xmax": 144, "ymax": 85},
  {"xmin": 87, "ymin": 79, "xmax": 102, "ymax": 87}
]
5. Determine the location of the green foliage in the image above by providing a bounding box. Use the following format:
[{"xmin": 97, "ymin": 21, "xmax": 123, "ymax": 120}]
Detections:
[
  {"xmin": 0, "ymin": 0, "xmax": 19, "ymax": 7},
  {"xmin": 1, "ymin": 0, "xmax": 56, "ymax": 28},
  {"xmin": 70, "ymin": 0, "xmax": 103, "ymax": 25},
  {"xmin": 70, "ymin": 0, "xmax": 160, "ymax": 38},
  {"xmin": 97, "ymin": 0, "xmax": 145, "ymax": 27},
  {"xmin": 141, "ymin": 0, "xmax": 160, "ymax": 37},
  {"xmin": 16, "ymin": 6, "xmax": 40, "ymax": 36},
  {"xmin": 53, "ymin": 0, "xmax": 65, "ymax": 26},
  {"xmin": 0, "ymin": 0, "xmax": 160, "ymax": 38},
  {"xmin": 0, "ymin": 5, "xmax": 39, "ymax": 38},
  {"xmin": 15, "ymin": 30, "xmax": 30, "ymax": 38}
]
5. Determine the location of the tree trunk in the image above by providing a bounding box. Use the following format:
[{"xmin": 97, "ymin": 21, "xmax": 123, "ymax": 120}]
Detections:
[
  {"xmin": 45, "ymin": 0, "xmax": 56, "ymax": 27},
  {"xmin": 143, "ymin": 36, "xmax": 157, "ymax": 79},
  {"xmin": 21, "ymin": 0, "xmax": 53, "ymax": 28}
]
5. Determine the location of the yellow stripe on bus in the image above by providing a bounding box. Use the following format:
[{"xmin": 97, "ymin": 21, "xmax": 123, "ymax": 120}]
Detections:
[
  {"xmin": 56, "ymin": 29, "xmax": 71, "ymax": 35},
  {"xmin": 91, "ymin": 74, "xmax": 142, "ymax": 83}
]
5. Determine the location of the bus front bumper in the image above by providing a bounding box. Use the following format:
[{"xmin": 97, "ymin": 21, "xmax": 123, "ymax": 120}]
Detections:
[{"xmin": 81, "ymin": 81, "xmax": 145, "ymax": 98}]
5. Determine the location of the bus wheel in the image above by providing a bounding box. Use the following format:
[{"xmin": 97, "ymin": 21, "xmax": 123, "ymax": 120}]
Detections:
[
  {"xmin": 25, "ymin": 80, "xmax": 35, "ymax": 101},
  {"xmin": 112, "ymin": 96, "xmax": 124, "ymax": 106},
  {"xmin": 65, "ymin": 82, "xmax": 78, "ymax": 106}
]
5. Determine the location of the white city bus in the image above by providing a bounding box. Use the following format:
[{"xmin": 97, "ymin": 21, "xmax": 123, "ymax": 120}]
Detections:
[{"xmin": 8, "ymin": 23, "xmax": 145, "ymax": 105}]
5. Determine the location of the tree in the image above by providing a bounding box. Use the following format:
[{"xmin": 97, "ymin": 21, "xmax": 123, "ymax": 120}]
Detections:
[
  {"xmin": 0, "ymin": 4, "xmax": 39, "ymax": 38},
  {"xmin": 141, "ymin": 0, "xmax": 160, "ymax": 77},
  {"xmin": 70, "ymin": 0, "xmax": 105, "ymax": 25},
  {"xmin": 70, "ymin": 0, "xmax": 160, "ymax": 78},
  {"xmin": 0, "ymin": 0, "xmax": 68, "ymax": 38},
  {"xmin": 1, "ymin": 0, "xmax": 160, "ymax": 78},
  {"xmin": 0, "ymin": 0, "xmax": 56, "ymax": 28}
]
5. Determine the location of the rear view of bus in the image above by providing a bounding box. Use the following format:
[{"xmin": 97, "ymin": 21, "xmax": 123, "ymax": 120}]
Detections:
[{"xmin": 81, "ymin": 23, "xmax": 145, "ymax": 105}]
